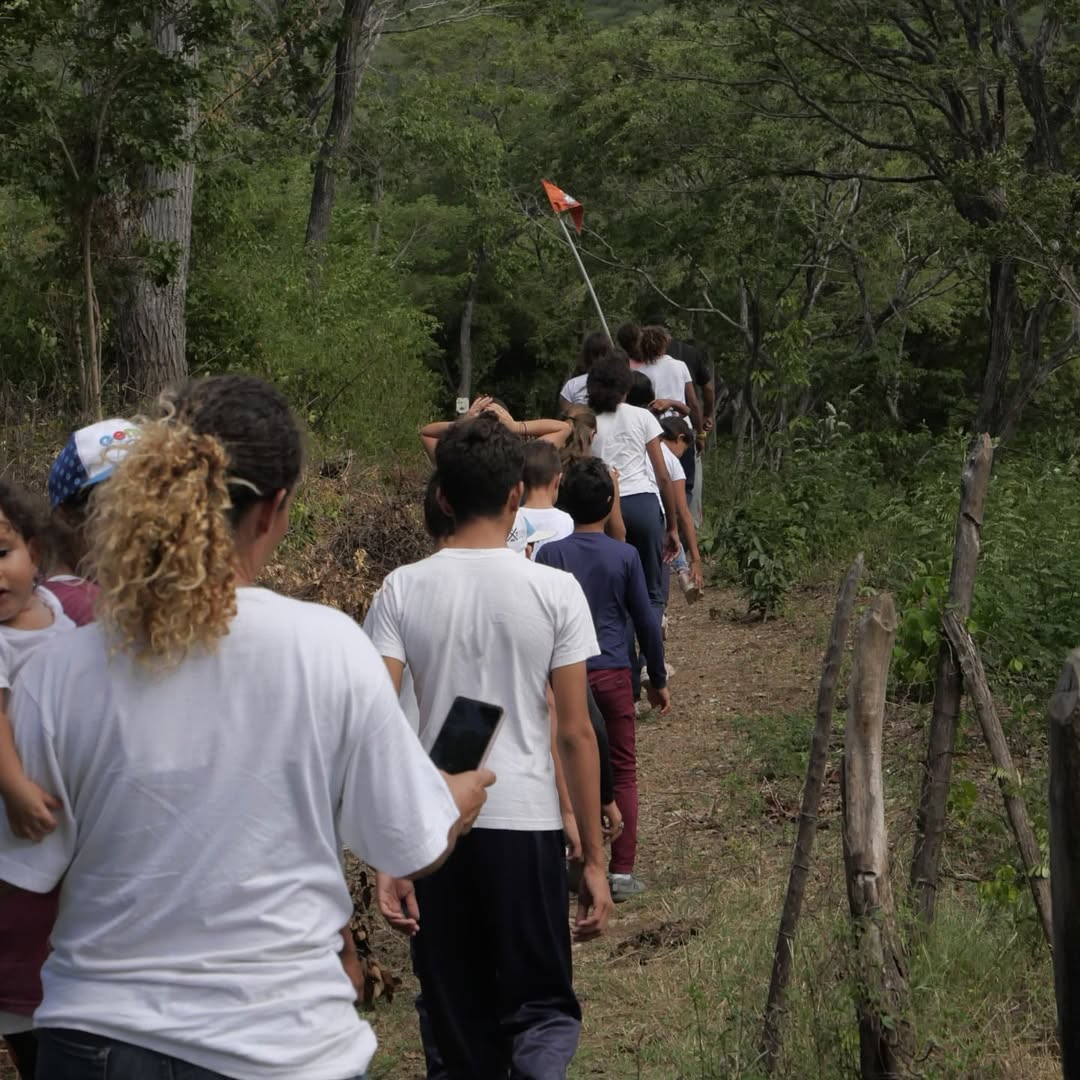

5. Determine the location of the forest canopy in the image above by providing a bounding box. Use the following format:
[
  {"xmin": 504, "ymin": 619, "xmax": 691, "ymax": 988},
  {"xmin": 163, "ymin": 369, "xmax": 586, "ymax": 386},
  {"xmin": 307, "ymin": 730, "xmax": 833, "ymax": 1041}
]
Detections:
[{"xmin": 1, "ymin": 0, "xmax": 1078, "ymax": 453}]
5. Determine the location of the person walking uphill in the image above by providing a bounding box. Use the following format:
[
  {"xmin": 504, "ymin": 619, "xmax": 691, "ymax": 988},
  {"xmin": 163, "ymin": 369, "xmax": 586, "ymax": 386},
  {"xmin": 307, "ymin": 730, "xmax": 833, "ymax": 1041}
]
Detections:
[
  {"xmin": 0, "ymin": 374, "xmax": 493, "ymax": 1080},
  {"xmin": 536, "ymin": 458, "xmax": 671, "ymax": 903},
  {"xmin": 367, "ymin": 414, "xmax": 613, "ymax": 1080}
]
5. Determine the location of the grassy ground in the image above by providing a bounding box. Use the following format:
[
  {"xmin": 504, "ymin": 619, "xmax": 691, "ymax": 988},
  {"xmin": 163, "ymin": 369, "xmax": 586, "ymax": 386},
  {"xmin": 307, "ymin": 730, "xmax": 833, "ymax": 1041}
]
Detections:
[{"xmin": 365, "ymin": 586, "xmax": 1059, "ymax": 1079}]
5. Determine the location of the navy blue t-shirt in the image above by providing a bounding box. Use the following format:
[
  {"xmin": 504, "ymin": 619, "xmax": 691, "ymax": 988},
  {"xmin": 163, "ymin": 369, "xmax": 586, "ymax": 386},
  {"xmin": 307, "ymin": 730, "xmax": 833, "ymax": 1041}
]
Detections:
[{"xmin": 535, "ymin": 531, "xmax": 666, "ymax": 689}]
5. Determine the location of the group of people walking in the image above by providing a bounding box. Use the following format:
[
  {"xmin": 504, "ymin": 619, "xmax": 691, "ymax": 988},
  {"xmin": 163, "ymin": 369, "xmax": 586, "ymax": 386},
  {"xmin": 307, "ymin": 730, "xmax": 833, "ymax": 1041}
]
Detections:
[{"xmin": 0, "ymin": 322, "xmax": 713, "ymax": 1080}]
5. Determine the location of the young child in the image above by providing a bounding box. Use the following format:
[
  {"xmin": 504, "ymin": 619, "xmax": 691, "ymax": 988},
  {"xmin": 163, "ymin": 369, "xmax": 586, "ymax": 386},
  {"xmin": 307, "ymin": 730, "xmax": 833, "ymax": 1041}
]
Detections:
[
  {"xmin": 45, "ymin": 419, "xmax": 140, "ymax": 625},
  {"xmin": 0, "ymin": 483, "xmax": 75, "ymax": 1080},
  {"xmin": 506, "ymin": 441, "xmax": 574, "ymax": 559},
  {"xmin": 536, "ymin": 457, "xmax": 671, "ymax": 903},
  {"xmin": 0, "ymin": 484, "xmax": 74, "ymax": 837},
  {"xmin": 366, "ymin": 415, "xmax": 612, "ymax": 1077},
  {"xmin": 658, "ymin": 416, "xmax": 705, "ymax": 601}
]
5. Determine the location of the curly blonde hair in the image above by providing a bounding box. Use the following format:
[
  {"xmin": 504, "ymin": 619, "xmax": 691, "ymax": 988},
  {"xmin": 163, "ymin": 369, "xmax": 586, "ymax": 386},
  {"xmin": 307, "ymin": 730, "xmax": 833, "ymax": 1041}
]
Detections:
[
  {"xmin": 89, "ymin": 418, "xmax": 238, "ymax": 666},
  {"xmin": 88, "ymin": 375, "xmax": 302, "ymax": 666}
]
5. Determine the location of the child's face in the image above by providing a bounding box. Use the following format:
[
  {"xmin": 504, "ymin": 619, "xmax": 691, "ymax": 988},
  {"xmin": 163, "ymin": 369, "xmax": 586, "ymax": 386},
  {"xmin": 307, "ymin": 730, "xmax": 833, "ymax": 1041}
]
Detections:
[{"xmin": 0, "ymin": 513, "xmax": 39, "ymax": 625}]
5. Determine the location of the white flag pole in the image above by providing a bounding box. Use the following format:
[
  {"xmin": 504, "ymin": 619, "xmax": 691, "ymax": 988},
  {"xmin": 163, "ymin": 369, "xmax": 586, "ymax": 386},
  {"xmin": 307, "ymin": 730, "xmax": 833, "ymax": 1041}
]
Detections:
[{"xmin": 556, "ymin": 212, "xmax": 611, "ymax": 342}]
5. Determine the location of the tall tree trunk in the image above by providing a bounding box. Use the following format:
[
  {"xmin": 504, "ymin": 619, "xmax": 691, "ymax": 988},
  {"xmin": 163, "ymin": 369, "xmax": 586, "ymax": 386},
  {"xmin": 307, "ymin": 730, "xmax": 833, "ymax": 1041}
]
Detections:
[
  {"xmin": 80, "ymin": 203, "xmax": 103, "ymax": 420},
  {"xmin": 115, "ymin": 12, "xmax": 196, "ymax": 404},
  {"xmin": 974, "ymin": 257, "xmax": 1017, "ymax": 436},
  {"xmin": 305, "ymin": 0, "xmax": 381, "ymax": 250},
  {"xmin": 457, "ymin": 247, "xmax": 486, "ymax": 402}
]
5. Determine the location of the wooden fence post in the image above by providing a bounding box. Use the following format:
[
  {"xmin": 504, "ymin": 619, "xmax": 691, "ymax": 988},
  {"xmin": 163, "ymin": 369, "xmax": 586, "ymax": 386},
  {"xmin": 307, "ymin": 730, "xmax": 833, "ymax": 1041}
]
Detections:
[
  {"xmin": 1048, "ymin": 650, "xmax": 1080, "ymax": 1078},
  {"xmin": 761, "ymin": 554, "xmax": 865, "ymax": 1071},
  {"xmin": 843, "ymin": 593, "xmax": 914, "ymax": 1080},
  {"xmin": 943, "ymin": 610, "xmax": 1052, "ymax": 946},
  {"xmin": 911, "ymin": 433, "xmax": 993, "ymax": 923}
]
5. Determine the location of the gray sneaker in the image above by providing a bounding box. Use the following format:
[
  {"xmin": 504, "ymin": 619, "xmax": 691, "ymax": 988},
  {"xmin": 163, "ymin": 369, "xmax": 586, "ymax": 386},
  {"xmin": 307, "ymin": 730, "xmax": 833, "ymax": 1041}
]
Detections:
[{"xmin": 609, "ymin": 873, "xmax": 647, "ymax": 903}]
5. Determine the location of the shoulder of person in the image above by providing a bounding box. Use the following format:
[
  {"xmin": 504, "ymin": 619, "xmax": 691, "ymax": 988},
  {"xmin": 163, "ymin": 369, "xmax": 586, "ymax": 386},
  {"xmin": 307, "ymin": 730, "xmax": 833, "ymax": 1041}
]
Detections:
[{"xmin": 247, "ymin": 588, "xmax": 368, "ymax": 646}]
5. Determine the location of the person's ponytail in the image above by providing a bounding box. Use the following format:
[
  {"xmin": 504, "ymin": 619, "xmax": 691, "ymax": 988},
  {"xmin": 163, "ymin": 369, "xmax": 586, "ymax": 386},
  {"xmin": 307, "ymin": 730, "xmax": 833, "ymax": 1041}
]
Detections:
[{"xmin": 89, "ymin": 417, "xmax": 238, "ymax": 666}]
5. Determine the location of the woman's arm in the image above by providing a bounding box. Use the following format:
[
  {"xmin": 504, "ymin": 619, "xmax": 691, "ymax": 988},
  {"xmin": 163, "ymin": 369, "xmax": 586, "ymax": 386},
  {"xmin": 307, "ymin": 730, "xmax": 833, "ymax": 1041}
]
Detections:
[
  {"xmin": 486, "ymin": 401, "xmax": 572, "ymax": 448},
  {"xmin": 418, "ymin": 423, "xmax": 451, "ymax": 464},
  {"xmin": 418, "ymin": 396, "xmax": 496, "ymax": 463},
  {"xmin": 646, "ymin": 438, "xmax": 679, "ymax": 561},
  {"xmin": 528, "ymin": 419, "xmax": 572, "ymax": 448}
]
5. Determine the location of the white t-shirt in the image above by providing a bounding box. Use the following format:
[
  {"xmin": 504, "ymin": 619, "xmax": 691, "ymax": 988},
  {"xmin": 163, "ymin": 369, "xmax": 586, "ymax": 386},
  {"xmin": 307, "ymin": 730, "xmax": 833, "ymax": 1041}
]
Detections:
[
  {"xmin": 0, "ymin": 587, "xmax": 75, "ymax": 693},
  {"xmin": 365, "ymin": 547, "xmax": 599, "ymax": 831},
  {"xmin": 0, "ymin": 588, "xmax": 459, "ymax": 1080},
  {"xmin": 631, "ymin": 354, "xmax": 692, "ymax": 407},
  {"xmin": 559, "ymin": 373, "xmax": 589, "ymax": 405},
  {"xmin": 645, "ymin": 443, "xmax": 685, "ymax": 519},
  {"xmin": 506, "ymin": 506, "xmax": 574, "ymax": 559},
  {"xmin": 592, "ymin": 403, "xmax": 664, "ymax": 498}
]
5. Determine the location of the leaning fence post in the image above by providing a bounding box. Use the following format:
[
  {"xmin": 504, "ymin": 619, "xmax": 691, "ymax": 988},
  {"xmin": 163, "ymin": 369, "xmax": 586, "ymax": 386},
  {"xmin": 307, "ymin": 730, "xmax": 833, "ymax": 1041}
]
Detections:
[
  {"xmin": 843, "ymin": 593, "xmax": 914, "ymax": 1080},
  {"xmin": 1048, "ymin": 649, "xmax": 1080, "ymax": 1078},
  {"xmin": 911, "ymin": 433, "xmax": 993, "ymax": 924},
  {"xmin": 943, "ymin": 610, "xmax": 1052, "ymax": 946},
  {"xmin": 761, "ymin": 554, "xmax": 864, "ymax": 1071}
]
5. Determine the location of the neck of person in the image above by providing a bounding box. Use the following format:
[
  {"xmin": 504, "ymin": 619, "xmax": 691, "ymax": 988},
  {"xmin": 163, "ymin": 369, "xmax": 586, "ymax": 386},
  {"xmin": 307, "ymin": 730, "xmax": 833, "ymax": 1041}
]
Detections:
[
  {"xmin": 523, "ymin": 482, "xmax": 558, "ymax": 510},
  {"xmin": 446, "ymin": 512, "xmax": 516, "ymax": 550},
  {"xmin": 575, "ymin": 518, "xmax": 607, "ymax": 535}
]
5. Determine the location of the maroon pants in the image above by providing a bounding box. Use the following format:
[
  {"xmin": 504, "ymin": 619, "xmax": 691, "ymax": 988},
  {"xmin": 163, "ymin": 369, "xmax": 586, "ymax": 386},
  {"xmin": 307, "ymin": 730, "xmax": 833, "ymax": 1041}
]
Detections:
[{"xmin": 587, "ymin": 667, "xmax": 638, "ymax": 874}]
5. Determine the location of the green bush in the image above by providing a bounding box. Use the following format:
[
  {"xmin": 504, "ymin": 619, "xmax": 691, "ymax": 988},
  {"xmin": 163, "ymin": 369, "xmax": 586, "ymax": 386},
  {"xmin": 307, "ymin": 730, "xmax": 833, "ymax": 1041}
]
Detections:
[
  {"xmin": 706, "ymin": 426, "xmax": 1080, "ymax": 701},
  {"xmin": 188, "ymin": 159, "xmax": 438, "ymax": 459}
]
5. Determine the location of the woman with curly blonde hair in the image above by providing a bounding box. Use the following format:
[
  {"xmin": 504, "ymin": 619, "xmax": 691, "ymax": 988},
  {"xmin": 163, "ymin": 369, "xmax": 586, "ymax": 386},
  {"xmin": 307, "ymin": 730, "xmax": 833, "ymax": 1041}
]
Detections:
[{"xmin": 0, "ymin": 374, "xmax": 492, "ymax": 1080}]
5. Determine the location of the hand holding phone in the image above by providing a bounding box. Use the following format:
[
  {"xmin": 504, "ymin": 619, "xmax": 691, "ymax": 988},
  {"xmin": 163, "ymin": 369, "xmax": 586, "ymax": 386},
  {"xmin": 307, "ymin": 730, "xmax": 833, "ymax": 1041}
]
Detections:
[{"xmin": 443, "ymin": 768, "xmax": 496, "ymax": 835}]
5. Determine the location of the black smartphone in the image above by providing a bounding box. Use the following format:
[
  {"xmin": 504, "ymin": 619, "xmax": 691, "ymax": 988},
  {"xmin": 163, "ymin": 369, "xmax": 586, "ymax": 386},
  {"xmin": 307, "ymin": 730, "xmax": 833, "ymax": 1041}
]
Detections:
[{"xmin": 429, "ymin": 696, "xmax": 505, "ymax": 775}]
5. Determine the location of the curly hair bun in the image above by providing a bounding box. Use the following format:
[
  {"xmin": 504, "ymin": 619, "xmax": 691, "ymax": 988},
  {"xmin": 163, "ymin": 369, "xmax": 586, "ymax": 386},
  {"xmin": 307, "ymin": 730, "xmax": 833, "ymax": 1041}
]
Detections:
[{"xmin": 90, "ymin": 419, "xmax": 237, "ymax": 666}]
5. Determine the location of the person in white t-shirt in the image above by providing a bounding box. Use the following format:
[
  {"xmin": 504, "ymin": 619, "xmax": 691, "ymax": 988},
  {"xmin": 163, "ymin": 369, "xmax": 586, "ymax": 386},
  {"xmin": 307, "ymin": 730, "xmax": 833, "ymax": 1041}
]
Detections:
[
  {"xmin": 633, "ymin": 325, "xmax": 702, "ymax": 500},
  {"xmin": 0, "ymin": 375, "xmax": 492, "ymax": 1080},
  {"xmin": 505, "ymin": 440, "xmax": 574, "ymax": 560},
  {"xmin": 587, "ymin": 352, "xmax": 679, "ymax": 634},
  {"xmin": 366, "ymin": 414, "xmax": 612, "ymax": 1079},
  {"xmin": 559, "ymin": 329, "xmax": 610, "ymax": 410}
]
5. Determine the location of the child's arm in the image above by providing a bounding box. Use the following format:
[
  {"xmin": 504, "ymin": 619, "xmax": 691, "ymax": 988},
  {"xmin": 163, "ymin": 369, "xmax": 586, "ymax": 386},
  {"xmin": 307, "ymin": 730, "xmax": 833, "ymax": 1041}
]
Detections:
[
  {"xmin": 672, "ymin": 477, "xmax": 704, "ymax": 588},
  {"xmin": 605, "ymin": 468, "xmax": 627, "ymax": 543},
  {"xmin": 0, "ymin": 699, "xmax": 61, "ymax": 842}
]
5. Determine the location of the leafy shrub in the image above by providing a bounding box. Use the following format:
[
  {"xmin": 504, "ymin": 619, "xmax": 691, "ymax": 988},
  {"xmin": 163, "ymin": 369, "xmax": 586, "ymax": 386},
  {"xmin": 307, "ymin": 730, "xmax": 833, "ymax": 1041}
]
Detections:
[{"xmin": 188, "ymin": 159, "xmax": 438, "ymax": 459}]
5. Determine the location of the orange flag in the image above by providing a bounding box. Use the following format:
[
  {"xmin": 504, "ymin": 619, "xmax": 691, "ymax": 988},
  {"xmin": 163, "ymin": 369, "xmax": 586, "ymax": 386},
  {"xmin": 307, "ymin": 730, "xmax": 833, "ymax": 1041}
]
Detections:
[{"xmin": 542, "ymin": 178, "xmax": 584, "ymax": 234}]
